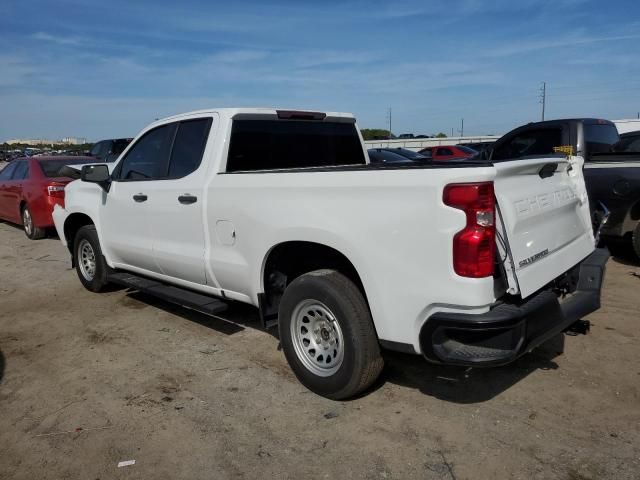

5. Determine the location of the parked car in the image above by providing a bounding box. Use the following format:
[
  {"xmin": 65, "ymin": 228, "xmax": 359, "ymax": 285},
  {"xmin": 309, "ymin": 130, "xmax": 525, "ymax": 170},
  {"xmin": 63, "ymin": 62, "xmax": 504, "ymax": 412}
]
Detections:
[
  {"xmin": 485, "ymin": 118, "xmax": 640, "ymax": 257},
  {"xmin": 458, "ymin": 141, "xmax": 495, "ymax": 154},
  {"xmin": 613, "ymin": 130, "xmax": 640, "ymax": 153},
  {"xmin": 88, "ymin": 138, "xmax": 133, "ymax": 163},
  {"xmin": 367, "ymin": 149, "xmax": 412, "ymax": 163},
  {"xmin": 419, "ymin": 145, "xmax": 477, "ymax": 160},
  {"xmin": 398, "ymin": 133, "xmax": 414, "ymax": 139},
  {"xmin": 0, "ymin": 156, "xmax": 98, "ymax": 239},
  {"xmin": 53, "ymin": 108, "xmax": 606, "ymax": 399},
  {"xmin": 368, "ymin": 148, "xmax": 428, "ymax": 163}
]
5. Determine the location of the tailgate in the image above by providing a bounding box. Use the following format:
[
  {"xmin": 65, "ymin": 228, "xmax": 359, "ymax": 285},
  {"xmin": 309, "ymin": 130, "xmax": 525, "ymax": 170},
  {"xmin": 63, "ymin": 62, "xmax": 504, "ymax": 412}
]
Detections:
[{"xmin": 493, "ymin": 156, "xmax": 594, "ymax": 298}]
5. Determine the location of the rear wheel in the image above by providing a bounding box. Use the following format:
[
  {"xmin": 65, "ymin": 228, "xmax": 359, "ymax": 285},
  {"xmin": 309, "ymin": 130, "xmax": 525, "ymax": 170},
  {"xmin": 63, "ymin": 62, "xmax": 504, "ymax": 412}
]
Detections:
[
  {"xmin": 73, "ymin": 225, "xmax": 110, "ymax": 292},
  {"xmin": 278, "ymin": 269, "xmax": 383, "ymax": 400},
  {"xmin": 22, "ymin": 205, "xmax": 45, "ymax": 240}
]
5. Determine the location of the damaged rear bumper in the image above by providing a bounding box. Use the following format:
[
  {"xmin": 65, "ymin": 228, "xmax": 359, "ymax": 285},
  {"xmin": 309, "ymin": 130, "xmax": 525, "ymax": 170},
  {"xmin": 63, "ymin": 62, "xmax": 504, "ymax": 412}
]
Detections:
[{"xmin": 420, "ymin": 248, "xmax": 609, "ymax": 366}]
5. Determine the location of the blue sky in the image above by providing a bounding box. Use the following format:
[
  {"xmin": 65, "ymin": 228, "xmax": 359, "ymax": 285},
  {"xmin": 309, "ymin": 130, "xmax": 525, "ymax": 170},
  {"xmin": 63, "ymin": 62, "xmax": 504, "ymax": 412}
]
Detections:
[{"xmin": 2, "ymin": 0, "xmax": 640, "ymax": 140}]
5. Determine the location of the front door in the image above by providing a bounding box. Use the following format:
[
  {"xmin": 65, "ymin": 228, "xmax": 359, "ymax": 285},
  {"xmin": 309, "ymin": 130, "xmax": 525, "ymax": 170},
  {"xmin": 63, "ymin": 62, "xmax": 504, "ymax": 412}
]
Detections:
[{"xmin": 100, "ymin": 123, "xmax": 177, "ymax": 274}]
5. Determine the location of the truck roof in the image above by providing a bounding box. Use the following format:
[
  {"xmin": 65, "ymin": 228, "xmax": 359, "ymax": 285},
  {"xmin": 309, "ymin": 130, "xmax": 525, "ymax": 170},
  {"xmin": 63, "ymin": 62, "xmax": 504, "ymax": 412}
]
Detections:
[
  {"xmin": 154, "ymin": 108, "xmax": 356, "ymax": 125},
  {"xmin": 520, "ymin": 118, "xmax": 615, "ymax": 127}
]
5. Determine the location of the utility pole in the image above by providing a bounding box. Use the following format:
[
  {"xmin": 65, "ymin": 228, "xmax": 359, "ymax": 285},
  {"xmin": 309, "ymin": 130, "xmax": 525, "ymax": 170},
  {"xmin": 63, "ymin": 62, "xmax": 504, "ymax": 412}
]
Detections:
[
  {"xmin": 459, "ymin": 118, "xmax": 464, "ymax": 138},
  {"xmin": 451, "ymin": 127, "xmax": 454, "ymax": 137},
  {"xmin": 386, "ymin": 107, "xmax": 392, "ymax": 139},
  {"xmin": 540, "ymin": 82, "xmax": 546, "ymax": 121}
]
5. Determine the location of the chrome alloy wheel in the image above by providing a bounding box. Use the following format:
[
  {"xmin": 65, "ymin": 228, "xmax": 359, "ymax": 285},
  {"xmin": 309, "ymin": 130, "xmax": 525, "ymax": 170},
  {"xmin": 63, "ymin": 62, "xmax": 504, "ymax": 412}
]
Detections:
[
  {"xmin": 77, "ymin": 239, "xmax": 97, "ymax": 281},
  {"xmin": 290, "ymin": 300, "xmax": 345, "ymax": 377},
  {"xmin": 22, "ymin": 208, "xmax": 33, "ymax": 236}
]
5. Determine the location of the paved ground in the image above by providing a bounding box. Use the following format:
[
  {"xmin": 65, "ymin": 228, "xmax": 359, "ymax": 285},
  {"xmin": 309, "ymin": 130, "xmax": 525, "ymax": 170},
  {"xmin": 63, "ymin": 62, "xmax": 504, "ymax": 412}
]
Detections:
[{"xmin": 0, "ymin": 222, "xmax": 639, "ymax": 480}]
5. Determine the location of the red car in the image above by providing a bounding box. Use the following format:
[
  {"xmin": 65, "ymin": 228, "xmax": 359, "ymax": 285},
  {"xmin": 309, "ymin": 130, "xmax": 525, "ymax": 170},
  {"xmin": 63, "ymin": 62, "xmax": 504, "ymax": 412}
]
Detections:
[
  {"xmin": 0, "ymin": 156, "xmax": 96, "ymax": 239},
  {"xmin": 418, "ymin": 145, "xmax": 478, "ymax": 160}
]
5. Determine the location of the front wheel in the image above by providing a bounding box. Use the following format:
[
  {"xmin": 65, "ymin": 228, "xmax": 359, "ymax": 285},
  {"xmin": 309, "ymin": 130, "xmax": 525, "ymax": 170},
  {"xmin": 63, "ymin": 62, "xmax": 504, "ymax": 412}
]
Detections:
[
  {"xmin": 73, "ymin": 225, "xmax": 111, "ymax": 292},
  {"xmin": 278, "ymin": 269, "xmax": 383, "ymax": 400},
  {"xmin": 22, "ymin": 205, "xmax": 45, "ymax": 240}
]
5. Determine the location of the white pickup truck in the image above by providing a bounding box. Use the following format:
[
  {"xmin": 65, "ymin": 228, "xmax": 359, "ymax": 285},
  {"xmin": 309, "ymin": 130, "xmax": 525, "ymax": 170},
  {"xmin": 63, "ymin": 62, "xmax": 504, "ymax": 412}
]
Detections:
[{"xmin": 53, "ymin": 108, "xmax": 609, "ymax": 399}]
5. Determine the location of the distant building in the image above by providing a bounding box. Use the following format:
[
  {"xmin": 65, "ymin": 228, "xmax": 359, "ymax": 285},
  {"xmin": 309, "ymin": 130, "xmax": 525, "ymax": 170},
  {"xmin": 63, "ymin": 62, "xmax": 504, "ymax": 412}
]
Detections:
[
  {"xmin": 6, "ymin": 138, "xmax": 54, "ymax": 145},
  {"xmin": 61, "ymin": 137, "xmax": 88, "ymax": 145}
]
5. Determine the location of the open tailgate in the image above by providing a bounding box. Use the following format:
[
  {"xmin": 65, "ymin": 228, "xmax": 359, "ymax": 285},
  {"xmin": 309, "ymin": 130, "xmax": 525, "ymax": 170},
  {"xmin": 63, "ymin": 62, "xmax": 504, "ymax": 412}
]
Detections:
[{"xmin": 493, "ymin": 156, "xmax": 595, "ymax": 298}]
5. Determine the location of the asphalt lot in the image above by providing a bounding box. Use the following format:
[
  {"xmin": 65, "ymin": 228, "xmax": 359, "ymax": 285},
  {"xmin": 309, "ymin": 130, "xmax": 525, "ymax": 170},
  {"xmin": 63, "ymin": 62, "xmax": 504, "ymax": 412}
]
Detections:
[{"xmin": 0, "ymin": 222, "xmax": 639, "ymax": 480}]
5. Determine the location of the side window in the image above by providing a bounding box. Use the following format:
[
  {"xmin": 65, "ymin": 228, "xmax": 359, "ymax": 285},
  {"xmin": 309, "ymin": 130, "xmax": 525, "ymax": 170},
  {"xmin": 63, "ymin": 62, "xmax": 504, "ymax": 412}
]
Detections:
[
  {"xmin": 492, "ymin": 128, "xmax": 562, "ymax": 161},
  {"xmin": 116, "ymin": 124, "xmax": 177, "ymax": 180},
  {"xmin": 12, "ymin": 161, "xmax": 29, "ymax": 180},
  {"xmin": 89, "ymin": 142, "xmax": 103, "ymax": 157},
  {"xmin": 437, "ymin": 147, "xmax": 453, "ymax": 156},
  {"xmin": 168, "ymin": 118, "xmax": 212, "ymax": 178},
  {"xmin": 0, "ymin": 162, "xmax": 18, "ymax": 180}
]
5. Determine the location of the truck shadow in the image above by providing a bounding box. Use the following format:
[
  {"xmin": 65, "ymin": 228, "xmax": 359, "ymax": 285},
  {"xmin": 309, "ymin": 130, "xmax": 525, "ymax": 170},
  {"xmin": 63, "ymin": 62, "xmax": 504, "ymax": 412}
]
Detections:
[
  {"xmin": 378, "ymin": 334, "xmax": 564, "ymax": 403},
  {"xmin": 121, "ymin": 290, "xmax": 564, "ymax": 403},
  {"xmin": 601, "ymin": 239, "xmax": 639, "ymax": 266},
  {"xmin": 124, "ymin": 291, "xmax": 261, "ymax": 337},
  {"xmin": 0, "ymin": 349, "xmax": 5, "ymax": 384}
]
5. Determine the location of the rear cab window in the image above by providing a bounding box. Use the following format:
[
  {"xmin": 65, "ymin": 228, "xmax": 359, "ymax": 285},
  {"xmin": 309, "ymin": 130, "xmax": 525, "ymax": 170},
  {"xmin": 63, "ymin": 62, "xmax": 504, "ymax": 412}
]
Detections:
[
  {"xmin": 226, "ymin": 118, "xmax": 365, "ymax": 172},
  {"xmin": 584, "ymin": 123, "xmax": 619, "ymax": 155}
]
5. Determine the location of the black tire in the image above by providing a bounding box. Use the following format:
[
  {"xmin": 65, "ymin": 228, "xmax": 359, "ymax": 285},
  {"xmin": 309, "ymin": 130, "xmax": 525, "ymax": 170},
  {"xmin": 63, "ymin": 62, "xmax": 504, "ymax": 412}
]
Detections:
[
  {"xmin": 278, "ymin": 269, "xmax": 383, "ymax": 400},
  {"xmin": 632, "ymin": 221, "xmax": 640, "ymax": 261},
  {"xmin": 73, "ymin": 225, "xmax": 111, "ymax": 292},
  {"xmin": 22, "ymin": 205, "xmax": 46, "ymax": 240}
]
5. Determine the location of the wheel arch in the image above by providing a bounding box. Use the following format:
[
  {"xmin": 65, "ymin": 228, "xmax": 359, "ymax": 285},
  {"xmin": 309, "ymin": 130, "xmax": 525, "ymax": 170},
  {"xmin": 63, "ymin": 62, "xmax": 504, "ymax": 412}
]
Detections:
[
  {"xmin": 258, "ymin": 241, "xmax": 370, "ymax": 328},
  {"xmin": 63, "ymin": 213, "xmax": 95, "ymax": 254}
]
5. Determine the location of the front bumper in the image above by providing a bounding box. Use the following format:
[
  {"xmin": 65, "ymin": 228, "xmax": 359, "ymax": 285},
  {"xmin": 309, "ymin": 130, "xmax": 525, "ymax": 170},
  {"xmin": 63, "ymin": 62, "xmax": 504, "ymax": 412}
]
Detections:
[{"xmin": 420, "ymin": 248, "xmax": 609, "ymax": 367}]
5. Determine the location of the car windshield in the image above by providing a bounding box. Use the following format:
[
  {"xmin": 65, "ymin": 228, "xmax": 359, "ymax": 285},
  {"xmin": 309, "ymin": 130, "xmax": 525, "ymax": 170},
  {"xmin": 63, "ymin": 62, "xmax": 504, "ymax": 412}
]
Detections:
[
  {"xmin": 38, "ymin": 159, "xmax": 95, "ymax": 177},
  {"xmin": 385, "ymin": 148, "xmax": 428, "ymax": 160},
  {"xmin": 457, "ymin": 145, "xmax": 478, "ymax": 154},
  {"xmin": 367, "ymin": 149, "xmax": 411, "ymax": 163},
  {"xmin": 614, "ymin": 133, "xmax": 640, "ymax": 153}
]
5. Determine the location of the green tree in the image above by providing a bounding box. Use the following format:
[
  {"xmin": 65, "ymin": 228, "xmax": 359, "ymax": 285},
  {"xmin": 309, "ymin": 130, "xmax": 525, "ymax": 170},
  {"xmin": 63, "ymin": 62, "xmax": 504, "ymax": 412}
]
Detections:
[
  {"xmin": 434, "ymin": 132, "xmax": 448, "ymax": 138},
  {"xmin": 360, "ymin": 129, "xmax": 394, "ymax": 140}
]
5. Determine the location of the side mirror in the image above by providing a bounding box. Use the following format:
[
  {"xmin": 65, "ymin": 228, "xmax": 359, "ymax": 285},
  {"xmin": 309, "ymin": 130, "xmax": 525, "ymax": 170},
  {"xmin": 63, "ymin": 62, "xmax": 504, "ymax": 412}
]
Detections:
[{"xmin": 81, "ymin": 164, "xmax": 111, "ymax": 191}]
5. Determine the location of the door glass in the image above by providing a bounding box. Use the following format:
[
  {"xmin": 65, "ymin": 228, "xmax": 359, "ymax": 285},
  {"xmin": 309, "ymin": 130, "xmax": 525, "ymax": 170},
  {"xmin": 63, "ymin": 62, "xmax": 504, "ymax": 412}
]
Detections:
[
  {"xmin": 117, "ymin": 124, "xmax": 176, "ymax": 180},
  {"xmin": 168, "ymin": 118, "xmax": 212, "ymax": 178},
  {"xmin": 90, "ymin": 142, "xmax": 103, "ymax": 157},
  {"xmin": 11, "ymin": 161, "xmax": 28, "ymax": 180},
  {"xmin": 0, "ymin": 163, "xmax": 18, "ymax": 180}
]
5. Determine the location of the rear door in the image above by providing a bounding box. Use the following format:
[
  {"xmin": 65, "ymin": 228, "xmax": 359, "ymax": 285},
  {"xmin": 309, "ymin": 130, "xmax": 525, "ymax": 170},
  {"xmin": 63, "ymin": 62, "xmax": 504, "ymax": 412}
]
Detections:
[
  {"xmin": 493, "ymin": 156, "xmax": 594, "ymax": 298},
  {"xmin": 148, "ymin": 116, "xmax": 213, "ymax": 285}
]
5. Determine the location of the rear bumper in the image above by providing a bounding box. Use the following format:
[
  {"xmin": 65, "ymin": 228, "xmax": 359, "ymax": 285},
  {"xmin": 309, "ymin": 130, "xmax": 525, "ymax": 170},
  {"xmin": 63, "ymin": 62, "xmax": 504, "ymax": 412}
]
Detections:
[
  {"xmin": 51, "ymin": 204, "xmax": 69, "ymax": 246},
  {"xmin": 420, "ymin": 248, "xmax": 609, "ymax": 367}
]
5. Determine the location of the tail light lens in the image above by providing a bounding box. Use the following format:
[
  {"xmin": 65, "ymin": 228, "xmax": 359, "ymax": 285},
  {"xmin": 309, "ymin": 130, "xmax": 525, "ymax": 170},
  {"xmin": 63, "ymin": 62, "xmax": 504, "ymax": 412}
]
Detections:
[
  {"xmin": 46, "ymin": 183, "xmax": 66, "ymax": 199},
  {"xmin": 443, "ymin": 182, "xmax": 496, "ymax": 278}
]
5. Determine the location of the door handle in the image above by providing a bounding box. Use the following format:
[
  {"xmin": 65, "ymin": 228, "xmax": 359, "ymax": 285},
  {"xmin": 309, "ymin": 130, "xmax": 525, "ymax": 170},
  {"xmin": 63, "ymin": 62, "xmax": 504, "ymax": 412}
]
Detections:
[
  {"xmin": 133, "ymin": 194, "xmax": 148, "ymax": 202},
  {"xmin": 178, "ymin": 194, "xmax": 197, "ymax": 205}
]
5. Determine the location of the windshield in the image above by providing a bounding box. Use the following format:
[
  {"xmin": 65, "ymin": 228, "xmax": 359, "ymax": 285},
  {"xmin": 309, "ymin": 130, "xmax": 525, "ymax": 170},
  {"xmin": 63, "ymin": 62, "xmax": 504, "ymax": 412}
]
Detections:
[
  {"xmin": 385, "ymin": 148, "xmax": 428, "ymax": 160},
  {"xmin": 457, "ymin": 145, "xmax": 478, "ymax": 154},
  {"xmin": 367, "ymin": 149, "xmax": 411, "ymax": 163}
]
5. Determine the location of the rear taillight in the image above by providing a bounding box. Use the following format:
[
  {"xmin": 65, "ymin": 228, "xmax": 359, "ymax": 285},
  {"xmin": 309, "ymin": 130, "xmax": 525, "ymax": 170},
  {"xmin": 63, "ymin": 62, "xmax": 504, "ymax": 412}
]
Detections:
[
  {"xmin": 46, "ymin": 183, "xmax": 66, "ymax": 199},
  {"xmin": 443, "ymin": 182, "xmax": 496, "ymax": 278}
]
